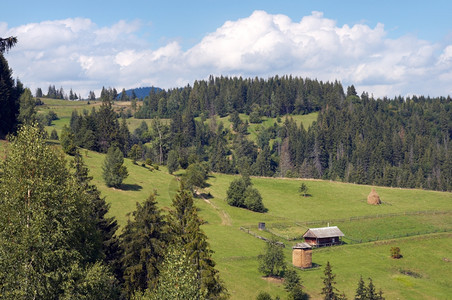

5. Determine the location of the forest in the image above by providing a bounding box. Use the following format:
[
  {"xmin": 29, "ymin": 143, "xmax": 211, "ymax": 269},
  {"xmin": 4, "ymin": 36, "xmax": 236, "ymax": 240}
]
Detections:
[{"xmin": 65, "ymin": 76, "xmax": 451, "ymax": 191}]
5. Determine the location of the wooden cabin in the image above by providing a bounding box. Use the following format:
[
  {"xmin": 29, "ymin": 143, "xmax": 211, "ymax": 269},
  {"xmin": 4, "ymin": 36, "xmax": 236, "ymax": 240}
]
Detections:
[{"xmin": 303, "ymin": 226, "xmax": 344, "ymax": 247}]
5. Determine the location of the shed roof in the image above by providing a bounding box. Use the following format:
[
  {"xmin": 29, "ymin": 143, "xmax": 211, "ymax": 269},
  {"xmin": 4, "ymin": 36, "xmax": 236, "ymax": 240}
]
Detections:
[
  {"xmin": 303, "ymin": 226, "xmax": 344, "ymax": 238},
  {"xmin": 292, "ymin": 242, "xmax": 312, "ymax": 249}
]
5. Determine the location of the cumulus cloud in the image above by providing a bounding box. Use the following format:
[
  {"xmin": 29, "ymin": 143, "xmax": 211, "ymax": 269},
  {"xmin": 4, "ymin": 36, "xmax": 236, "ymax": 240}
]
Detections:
[{"xmin": 1, "ymin": 11, "xmax": 451, "ymax": 97}]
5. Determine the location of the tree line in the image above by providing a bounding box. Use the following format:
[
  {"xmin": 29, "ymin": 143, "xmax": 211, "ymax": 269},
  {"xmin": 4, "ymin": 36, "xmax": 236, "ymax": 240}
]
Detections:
[{"xmin": 64, "ymin": 83, "xmax": 451, "ymax": 192}]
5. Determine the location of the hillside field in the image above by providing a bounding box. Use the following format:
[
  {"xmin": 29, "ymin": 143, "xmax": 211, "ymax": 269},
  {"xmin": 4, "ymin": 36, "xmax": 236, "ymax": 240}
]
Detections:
[{"xmin": 77, "ymin": 149, "xmax": 452, "ymax": 299}]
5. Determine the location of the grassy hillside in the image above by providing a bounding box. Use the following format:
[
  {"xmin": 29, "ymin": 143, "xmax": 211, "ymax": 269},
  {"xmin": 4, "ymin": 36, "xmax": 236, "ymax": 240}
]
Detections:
[
  {"xmin": 1, "ymin": 138, "xmax": 451, "ymax": 298},
  {"xmin": 38, "ymin": 98, "xmax": 156, "ymax": 136},
  {"xmin": 76, "ymin": 150, "xmax": 451, "ymax": 299}
]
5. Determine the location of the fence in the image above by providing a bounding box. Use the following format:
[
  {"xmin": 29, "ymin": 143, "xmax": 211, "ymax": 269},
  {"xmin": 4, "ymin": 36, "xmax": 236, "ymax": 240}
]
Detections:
[
  {"xmin": 295, "ymin": 210, "xmax": 451, "ymax": 227},
  {"xmin": 241, "ymin": 210, "xmax": 452, "ymax": 245}
]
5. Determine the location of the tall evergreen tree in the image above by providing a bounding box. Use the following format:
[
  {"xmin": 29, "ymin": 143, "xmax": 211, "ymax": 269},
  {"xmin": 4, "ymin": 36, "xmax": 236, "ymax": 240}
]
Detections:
[
  {"xmin": 167, "ymin": 187, "xmax": 227, "ymax": 299},
  {"xmin": 321, "ymin": 261, "xmax": 342, "ymax": 300},
  {"xmin": 71, "ymin": 152, "xmax": 122, "ymax": 282},
  {"xmin": 102, "ymin": 146, "xmax": 128, "ymax": 188},
  {"xmin": 96, "ymin": 98, "xmax": 120, "ymax": 153},
  {"xmin": 0, "ymin": 36, "xmax": 17, "ymax": 53},
  {"xmin": 354, "ymin": 276, "xmax": 366, "ymax": 300},
  {"xmin": 0, "ymin": 48, "xmax": 20, "ymax": 138},
  {"xmin": 120, "ymin": 193, "xmax": 167, "ymax": 297}
]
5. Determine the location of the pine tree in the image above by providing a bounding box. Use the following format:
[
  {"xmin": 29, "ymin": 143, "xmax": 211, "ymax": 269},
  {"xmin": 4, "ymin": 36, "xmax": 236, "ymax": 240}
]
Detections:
[
  {"xmin": 120, "ymin": 193, "xmax": 167, "ymax": 297},
  {"xmin": 354, "ymin": 276, "xmax": 366, "ymax": 300},
  {"xmin": 102, "ymin": 146, "xmax": 128, "ymax": 188},
  {"xmin": 167, "ymin": 187, "xmax": 227, "ymax": 299},
  {"xmin": 284, "ymin": 269, "xmax": 304, "ymax": 300},
  {"xmin": 71, "ymin": 152, "xmax": 122, "ymax": 282},
  {"xmin": 0, "ymin": 50, "xmax": 20, "ymax": 138},
  {"xmin": 321, "ymin": 261, "xmax": 340, "ymax": 300}
]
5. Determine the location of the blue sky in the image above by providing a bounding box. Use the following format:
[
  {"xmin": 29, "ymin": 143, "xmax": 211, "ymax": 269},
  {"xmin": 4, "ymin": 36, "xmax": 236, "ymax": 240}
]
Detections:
[{"xmin": 1, "ymin": 0, "xmax": 452, "ymax": 97}]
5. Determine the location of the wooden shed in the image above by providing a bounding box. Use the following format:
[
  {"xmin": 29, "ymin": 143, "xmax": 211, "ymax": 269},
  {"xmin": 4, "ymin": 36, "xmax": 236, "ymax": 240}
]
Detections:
[
  {"xmin": 292, "ymin": 242, "xmax": 312, "ymax": 269},
  {"xmin": 303, "ymin": 226, "xmax": 344, "ymax": 247}
]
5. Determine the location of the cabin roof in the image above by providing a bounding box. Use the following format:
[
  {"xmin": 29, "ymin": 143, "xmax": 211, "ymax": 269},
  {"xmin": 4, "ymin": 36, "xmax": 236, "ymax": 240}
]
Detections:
[{"xmin": 303, "ymin": 226, "xmax": 344, "ymax": 238}]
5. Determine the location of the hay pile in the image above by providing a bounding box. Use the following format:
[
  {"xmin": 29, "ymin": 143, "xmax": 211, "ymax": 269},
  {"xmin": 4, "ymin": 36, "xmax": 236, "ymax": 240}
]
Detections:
[{"xmin": 367, "ymin": 188, "xmax": 381, "ymax": 205}]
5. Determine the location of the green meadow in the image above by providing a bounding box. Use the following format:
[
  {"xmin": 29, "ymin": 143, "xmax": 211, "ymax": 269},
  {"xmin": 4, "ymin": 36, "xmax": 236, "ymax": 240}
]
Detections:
[{"xmin": 78, "ymin": 154, "xmax": 451, "ymax": 299}]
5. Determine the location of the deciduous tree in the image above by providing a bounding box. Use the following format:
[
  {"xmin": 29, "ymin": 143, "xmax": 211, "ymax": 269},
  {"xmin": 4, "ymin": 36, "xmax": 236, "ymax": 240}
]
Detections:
[
  {"xmin": 258, "ymin": 238, "xmax": 286, "ymax": 278},
  {"xmin": 0, "ymin": 124, "xmax": 116, "ymax": 299}
]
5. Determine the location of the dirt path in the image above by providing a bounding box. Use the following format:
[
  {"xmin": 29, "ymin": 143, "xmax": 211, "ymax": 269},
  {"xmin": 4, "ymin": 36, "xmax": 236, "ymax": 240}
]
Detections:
[{"xmin": 202, "ymin": 196, "xmax": 232, "ymax": 226}]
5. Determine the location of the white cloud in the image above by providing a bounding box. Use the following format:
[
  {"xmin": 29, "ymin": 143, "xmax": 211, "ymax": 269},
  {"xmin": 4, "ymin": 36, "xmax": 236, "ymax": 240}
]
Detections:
[{"xmin": 2, "ymin": 11, "xmax": 451, "ymax": 98}]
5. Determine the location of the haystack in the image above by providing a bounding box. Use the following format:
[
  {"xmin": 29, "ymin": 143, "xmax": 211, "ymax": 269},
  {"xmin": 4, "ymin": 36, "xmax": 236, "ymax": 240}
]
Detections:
[{"xmin": 367, "ymin": 188, "xmax": 381, "ymax": 205}]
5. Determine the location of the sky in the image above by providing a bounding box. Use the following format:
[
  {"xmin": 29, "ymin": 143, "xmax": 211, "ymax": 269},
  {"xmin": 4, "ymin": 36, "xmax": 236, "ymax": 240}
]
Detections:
[{"xmin": 1, "ymin": 0, "xmax": 452, "ymax": 98}]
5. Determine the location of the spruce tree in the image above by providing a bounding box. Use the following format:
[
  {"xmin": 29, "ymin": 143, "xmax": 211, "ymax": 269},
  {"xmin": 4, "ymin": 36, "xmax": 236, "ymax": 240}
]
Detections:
[
  {"xmin": 354, "ymin": 276, "xmax": 366, "ymax": 300},
  {"xmin": 102, "ymin": 146, "xmax": 128, "ymax": 188},
  {"xmin": 321, "ymin": 261, "xmax": 340, "ymax": 300},
  {"xmin": 120, "ymin": 193, "xmax": 167, "ymax": 297},
  {"xmin": 71, "ymin": 152, "xmax": 122, "ymax": 281},
  {"xmin": 284, "ymin": 269, "xmax": 304, "ymax": 300},
  {"xmin": 167, "ymin": 186, "xmax": 227, "ymax": 299},
  {"xmin": 0, "ymin": 49, "xmax": 20, "ymax": 138}
]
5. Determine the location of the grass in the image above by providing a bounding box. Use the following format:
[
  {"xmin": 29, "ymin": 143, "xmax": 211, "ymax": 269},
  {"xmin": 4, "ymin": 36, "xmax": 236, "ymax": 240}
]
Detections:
[{"xmin": 83, "ymin": 163, "xmax": 449, "ymax": 299}]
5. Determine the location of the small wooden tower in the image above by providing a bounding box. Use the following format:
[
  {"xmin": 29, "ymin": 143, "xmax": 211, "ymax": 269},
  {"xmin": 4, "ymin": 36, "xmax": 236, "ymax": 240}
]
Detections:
[{"xmin": 292, "ymin": 242, "xmax": 312, "ymax": 269}]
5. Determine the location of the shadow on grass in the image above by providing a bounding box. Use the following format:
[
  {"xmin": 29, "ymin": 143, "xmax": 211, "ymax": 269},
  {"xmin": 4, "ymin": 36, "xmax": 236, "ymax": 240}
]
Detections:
[{"xmin": 120, "ymin": 183, "xmax": 143, "ymax": 191}]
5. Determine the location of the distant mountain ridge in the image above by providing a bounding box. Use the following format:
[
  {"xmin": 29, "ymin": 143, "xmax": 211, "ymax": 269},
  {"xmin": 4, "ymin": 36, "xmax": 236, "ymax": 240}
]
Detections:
[{"xmin": 117, "ymin": 86, "xmax": 162, "ymax": 100}]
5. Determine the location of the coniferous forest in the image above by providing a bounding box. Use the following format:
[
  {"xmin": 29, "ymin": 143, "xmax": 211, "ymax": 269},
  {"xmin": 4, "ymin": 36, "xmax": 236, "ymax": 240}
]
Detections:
[{"xmin": 67, "ymin": 76, "xmax": 451, "ymax": 191}]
